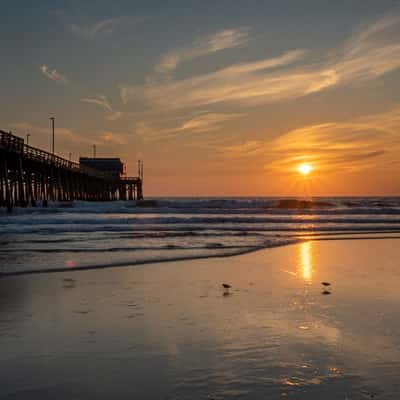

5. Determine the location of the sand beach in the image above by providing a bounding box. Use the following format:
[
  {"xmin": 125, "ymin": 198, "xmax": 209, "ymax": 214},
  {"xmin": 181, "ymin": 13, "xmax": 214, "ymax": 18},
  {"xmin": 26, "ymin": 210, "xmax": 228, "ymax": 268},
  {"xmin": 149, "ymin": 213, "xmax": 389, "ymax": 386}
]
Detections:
[{"xmin": 1, "ymin": 238, "xmax": 400, "ymax": 399}]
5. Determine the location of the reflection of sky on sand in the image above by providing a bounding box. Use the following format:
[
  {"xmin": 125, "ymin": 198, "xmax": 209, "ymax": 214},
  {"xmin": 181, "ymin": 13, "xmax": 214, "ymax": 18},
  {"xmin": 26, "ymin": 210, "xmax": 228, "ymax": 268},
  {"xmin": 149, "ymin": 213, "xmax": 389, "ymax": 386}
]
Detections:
[{"xmin": 0, "ymin": 239, "xmax": 400, "ymax": 398}]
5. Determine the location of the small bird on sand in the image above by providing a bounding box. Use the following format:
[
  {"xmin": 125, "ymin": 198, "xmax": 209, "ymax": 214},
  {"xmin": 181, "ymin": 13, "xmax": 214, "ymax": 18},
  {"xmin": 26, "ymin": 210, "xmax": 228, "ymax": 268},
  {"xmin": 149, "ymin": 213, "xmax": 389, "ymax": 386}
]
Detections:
[
  {"xmin": 321, "ymin": 282, "xmax": 332, "ymax": 295},
  {"xmin": 222, "ymin": 283, "xmax": 232, "ymax": 297}
]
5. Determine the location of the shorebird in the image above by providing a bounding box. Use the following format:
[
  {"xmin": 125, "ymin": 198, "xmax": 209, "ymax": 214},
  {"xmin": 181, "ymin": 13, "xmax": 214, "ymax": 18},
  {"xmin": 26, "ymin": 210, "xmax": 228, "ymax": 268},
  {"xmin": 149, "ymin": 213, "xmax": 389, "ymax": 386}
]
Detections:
[
  {"xmin": 321, "ymin": 282, "xmax": 332, "ymax": 295},
  {"xmin": 222, "ymin": 283, "xmax": 232, "ymax": 296}
]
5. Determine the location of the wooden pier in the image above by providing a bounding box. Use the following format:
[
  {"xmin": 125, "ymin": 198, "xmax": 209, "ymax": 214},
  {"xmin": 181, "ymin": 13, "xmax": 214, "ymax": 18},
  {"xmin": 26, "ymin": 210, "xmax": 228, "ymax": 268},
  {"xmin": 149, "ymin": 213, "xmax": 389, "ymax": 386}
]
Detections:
[{"xmin": 0, "ymin": 130, "xmax": 143, "ymax": 211}]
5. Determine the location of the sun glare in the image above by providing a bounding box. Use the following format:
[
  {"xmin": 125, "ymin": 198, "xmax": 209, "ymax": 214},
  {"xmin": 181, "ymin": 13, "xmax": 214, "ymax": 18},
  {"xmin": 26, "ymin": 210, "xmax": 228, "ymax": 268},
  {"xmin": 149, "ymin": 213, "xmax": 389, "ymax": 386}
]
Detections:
[{"xmin": 298, "ymin": 163, "xmax": 312, "ymax": 175}]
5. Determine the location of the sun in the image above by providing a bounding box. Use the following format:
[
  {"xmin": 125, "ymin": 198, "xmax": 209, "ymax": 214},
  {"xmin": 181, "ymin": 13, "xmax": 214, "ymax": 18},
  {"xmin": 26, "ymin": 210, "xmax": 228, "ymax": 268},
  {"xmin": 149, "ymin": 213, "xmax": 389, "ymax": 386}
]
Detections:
[{"xmin": 298, "ymin": 163, "xmax": 312, "ymax": 175}]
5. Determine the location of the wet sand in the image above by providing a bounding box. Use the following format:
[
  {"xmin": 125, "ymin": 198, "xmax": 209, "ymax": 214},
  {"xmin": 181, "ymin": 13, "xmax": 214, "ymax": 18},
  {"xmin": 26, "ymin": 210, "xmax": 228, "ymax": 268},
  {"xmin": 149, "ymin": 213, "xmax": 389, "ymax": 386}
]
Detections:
[{"xmin": 1, "ymin": 239, "xmax": 400, "ymax": 399}]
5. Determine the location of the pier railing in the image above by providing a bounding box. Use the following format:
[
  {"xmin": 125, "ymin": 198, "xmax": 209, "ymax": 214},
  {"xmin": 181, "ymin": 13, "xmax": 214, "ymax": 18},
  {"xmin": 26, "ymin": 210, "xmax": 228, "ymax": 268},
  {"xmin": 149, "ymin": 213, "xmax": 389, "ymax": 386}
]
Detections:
[
  {"xmin": 0, "ymin": 130, "xmax": 24, "ymax": 153},
  {"xmin": 1, "ymin": 130, "xmax": 116, "ymax": 180}
]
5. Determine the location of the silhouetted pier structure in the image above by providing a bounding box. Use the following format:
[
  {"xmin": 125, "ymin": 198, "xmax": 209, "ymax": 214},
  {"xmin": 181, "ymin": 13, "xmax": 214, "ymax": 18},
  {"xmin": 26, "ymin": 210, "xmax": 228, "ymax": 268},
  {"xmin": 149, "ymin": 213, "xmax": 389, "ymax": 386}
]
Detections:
[{"xmin": 0, "ymin": 130, "xmax": 143, "ymax": 211}]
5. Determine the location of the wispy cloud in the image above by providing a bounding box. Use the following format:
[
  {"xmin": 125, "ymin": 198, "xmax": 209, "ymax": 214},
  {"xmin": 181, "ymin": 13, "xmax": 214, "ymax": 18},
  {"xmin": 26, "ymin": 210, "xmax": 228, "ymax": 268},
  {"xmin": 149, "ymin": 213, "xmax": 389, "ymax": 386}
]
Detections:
[
  {"xmin": 121, "ymin": 12, "xmax": 400, "ymax": 110},
  {"xmin": 70, "ymin": 18, "xmax": 118, "ymax": 39},
  {"xmin": 100, "ymin": 131, "xmax": 127, "ymax": 145},
  {"xmin": 69, "ymin": 16, "xmax": 147, "ymax": 40},
  {"xmin": 135, "ymin": 112, "xmax": 244, "ymax": 141},
  {"xmin": 121, "ymin": 49, "xmax": 306, "ymax": 107},
  {"xmin": 106, "ymin": 111, "xmax": 124, "ymax": 121},
  {"xmin": 169, "ymin": 112, "xmax": 244, "ymax": 134},
  {"xmin": 10, "ymin": 122, "xmax": 95, "ymax": 146},
  {"xmin": 268, "ymin": 123, "xmax": 387, "ymax": 173},
  {"xmin": 156, "ymin": 28, "xmax": 250, "ymax": 73},
  {"xmin": 40, "ymin": 65, "xmax": 68, "ymax": 84},
  {"xmin": 9, "ymin": 122, "xmax": 129, "ymax": 158},
  {"xmin": 81, "ymin": 95, "xmax": 112, "ymax": 112},
  {"xmin": 223, "ymin": 106, "xmax": 400, "ymax": 174},
  {"xmin": 81, "ymin": 95, "xmax": 123, "ymax": 120}
]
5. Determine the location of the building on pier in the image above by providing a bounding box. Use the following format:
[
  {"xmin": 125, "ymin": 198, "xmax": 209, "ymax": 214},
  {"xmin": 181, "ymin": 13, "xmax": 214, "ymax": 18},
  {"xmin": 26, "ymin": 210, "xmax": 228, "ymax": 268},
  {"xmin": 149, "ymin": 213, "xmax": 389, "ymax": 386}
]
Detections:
[{"xmin": 79, "ymin": 158, "xmax": 125, "ymax": 180}]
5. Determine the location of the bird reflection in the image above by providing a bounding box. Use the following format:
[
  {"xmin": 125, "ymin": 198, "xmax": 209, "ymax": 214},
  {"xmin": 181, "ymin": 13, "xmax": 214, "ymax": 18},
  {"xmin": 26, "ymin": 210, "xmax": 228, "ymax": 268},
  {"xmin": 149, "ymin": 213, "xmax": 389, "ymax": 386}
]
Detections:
[{"xmin": 299, "ymin": 241, "xmax": 313, "ymax": 283}]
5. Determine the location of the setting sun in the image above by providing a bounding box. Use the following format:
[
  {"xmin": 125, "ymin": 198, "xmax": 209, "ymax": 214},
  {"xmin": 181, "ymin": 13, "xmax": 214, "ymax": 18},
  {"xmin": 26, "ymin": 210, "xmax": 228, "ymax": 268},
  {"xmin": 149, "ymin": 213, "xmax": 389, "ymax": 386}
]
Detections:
[{"xmin": 298, "ymin": 163, "xmax": 312, "ymax": 175}]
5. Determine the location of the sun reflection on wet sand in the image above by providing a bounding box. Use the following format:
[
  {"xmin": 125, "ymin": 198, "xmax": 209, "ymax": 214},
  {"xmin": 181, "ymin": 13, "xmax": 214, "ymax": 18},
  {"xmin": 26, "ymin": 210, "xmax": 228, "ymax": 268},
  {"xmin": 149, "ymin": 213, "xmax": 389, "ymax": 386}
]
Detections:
[{"xmin": 299, "ymin": 241, "xmax": 313, "ymax": 283}]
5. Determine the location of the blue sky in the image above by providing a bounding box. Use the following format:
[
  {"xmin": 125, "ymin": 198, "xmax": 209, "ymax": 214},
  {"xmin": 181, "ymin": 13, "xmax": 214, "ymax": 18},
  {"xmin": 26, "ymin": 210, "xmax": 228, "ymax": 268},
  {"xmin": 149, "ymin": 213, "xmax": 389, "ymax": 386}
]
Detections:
[{"xmin": 1, "ymin": 1, "xmax": 400, "ymax": 195}]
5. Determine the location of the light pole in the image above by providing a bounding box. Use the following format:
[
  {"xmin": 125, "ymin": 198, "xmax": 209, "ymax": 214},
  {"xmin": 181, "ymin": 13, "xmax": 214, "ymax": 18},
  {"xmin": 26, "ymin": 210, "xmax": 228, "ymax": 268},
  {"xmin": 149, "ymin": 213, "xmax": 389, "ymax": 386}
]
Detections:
[
  {"xmin": 69, "ymin": 152, "xmax": 72, "ymax": 161},
  {"xmin": 26, "ymin": 133, "xmax": 30, "ymax": 145},
  {"xmin": 93, "ymin": 144, "xmax": 96, "ymax": 158},
  {"xmin": 138, "ymin": 160, "xmax": 143, "ymax": 179},
  {"xmin": 49, "ymin": 117, "xmax": 55, "ymax": 154}
]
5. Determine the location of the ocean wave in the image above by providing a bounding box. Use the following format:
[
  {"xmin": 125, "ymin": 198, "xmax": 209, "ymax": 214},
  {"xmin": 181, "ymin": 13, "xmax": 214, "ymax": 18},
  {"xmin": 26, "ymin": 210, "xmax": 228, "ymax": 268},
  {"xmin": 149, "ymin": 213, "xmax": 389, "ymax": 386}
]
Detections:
[
  {"xmin": 1, "ymin": 233, "xmax": 399, "ymax": 276},
  {"xmin": 0, "ymin": 244, "xmax": 261, "ymax": 253},
  {"xmin": 0, "ymin": 238, "xmax": 298, "ymax": 276},
  {"xmin": 2, "ymin": 224, "xmax": 400, "ymax": 236},
  {"xmin": 2, "ymin": 197, "xmax": 400, "ymax": 216},
  {"xmin": 1, "ymin": 197, "xmax": 400, "ymax": 276},
  {"xmin": 2, "ymin": 215, "xmax": 400, "ymax": 227}
]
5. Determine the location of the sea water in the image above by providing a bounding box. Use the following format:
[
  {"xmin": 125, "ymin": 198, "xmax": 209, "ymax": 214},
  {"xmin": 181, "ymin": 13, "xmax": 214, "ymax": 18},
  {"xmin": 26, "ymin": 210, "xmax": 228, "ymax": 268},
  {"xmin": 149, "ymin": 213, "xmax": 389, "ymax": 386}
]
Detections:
[{"xmin": 1, "ymin": 197, "xmax": 400, "ymax": 274}]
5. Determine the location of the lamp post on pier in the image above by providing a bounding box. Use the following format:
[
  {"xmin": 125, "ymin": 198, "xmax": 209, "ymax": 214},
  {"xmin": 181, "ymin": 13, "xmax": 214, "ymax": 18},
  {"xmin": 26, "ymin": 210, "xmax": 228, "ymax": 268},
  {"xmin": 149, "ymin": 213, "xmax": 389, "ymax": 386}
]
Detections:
[{"xmin": 49, "ymin": 117, "xmax": 55, "ymax": 154}]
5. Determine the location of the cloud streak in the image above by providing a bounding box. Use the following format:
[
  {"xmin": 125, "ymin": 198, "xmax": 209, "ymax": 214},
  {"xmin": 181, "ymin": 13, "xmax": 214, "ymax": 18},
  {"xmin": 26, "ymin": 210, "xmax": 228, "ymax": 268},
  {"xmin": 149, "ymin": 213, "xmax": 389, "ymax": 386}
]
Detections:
[
  {"xmin": 81, "ymin": 95, "xmax": 112, "ymax": 112},
  {"xmin": 68, "ymin": 16, "xmax": 147, "ymax": 40},
  {"xmin": 121, "ymin": 12, "xmax": 400, "ymax": 111},
  {"xmin": 99, "ymin": 131, "xmax": 127, "ymax": 145},
  {"xmin": 135, "ymin": 112, "xmax": 244, "ymax": 141},
  {"xmin": 122, "ymin": 49, "xmax": 306, "ymax": 107},
  {"xmin": 169, "ymin": 112, "xmax": 244, "ymax": 134},
  {"xmin": 40, "ymin": 65, "xmax": 68, "ymax": 84},
  {"xmin": 223, "ymin": 106, "xmax": 400, "ymax": 174},
  {"xmin": 10, "ymin": 122, "xmax": 96, "ymax": 147},
  {"xmin": 9, "ymin": 122, "xmax": 129, "ymax": 158},
  {"xmin": 81, "ymin": 95, "xmax": 123, "ymax": 120},
  {"xmin": 70, "ymin": 18, "xmax": 118, "ymax": 39},
  {"xmin": 156, "ymin": 28, "xmax": 250, "ymax": 73}
]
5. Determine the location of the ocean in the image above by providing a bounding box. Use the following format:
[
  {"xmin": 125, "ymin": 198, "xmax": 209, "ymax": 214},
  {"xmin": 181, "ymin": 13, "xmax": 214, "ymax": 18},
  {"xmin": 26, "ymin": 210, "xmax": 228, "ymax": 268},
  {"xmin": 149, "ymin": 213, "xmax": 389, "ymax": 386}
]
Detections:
[{"xmin": 1, "ymin": 197, "xmax": 400, "ymax": 275}]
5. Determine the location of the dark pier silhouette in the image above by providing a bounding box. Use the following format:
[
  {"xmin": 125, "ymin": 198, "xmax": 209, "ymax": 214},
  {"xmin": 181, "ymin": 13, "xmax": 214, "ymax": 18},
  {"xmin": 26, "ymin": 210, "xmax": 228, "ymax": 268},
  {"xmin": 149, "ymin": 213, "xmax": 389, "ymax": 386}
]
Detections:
[{"xmin": 0, "ymin": 130, "xmax": 143, "ymax": 211}]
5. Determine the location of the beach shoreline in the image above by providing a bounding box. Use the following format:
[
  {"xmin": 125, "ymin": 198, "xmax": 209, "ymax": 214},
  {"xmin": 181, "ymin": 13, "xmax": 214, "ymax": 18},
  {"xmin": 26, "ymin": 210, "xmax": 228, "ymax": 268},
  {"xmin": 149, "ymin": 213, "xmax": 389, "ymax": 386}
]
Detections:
[{"xmin": 2, "ymin": 233, "xmax": 400, "ymax": 277}]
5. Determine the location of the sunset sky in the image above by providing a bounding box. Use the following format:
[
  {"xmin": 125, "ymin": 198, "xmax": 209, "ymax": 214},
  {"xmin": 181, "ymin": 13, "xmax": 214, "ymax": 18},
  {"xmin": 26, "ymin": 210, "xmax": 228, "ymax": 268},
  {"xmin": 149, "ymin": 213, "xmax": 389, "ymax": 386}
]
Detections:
[{"xmin": 2, "ymin": 0, "xmax": 400, "ymax": 196}]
